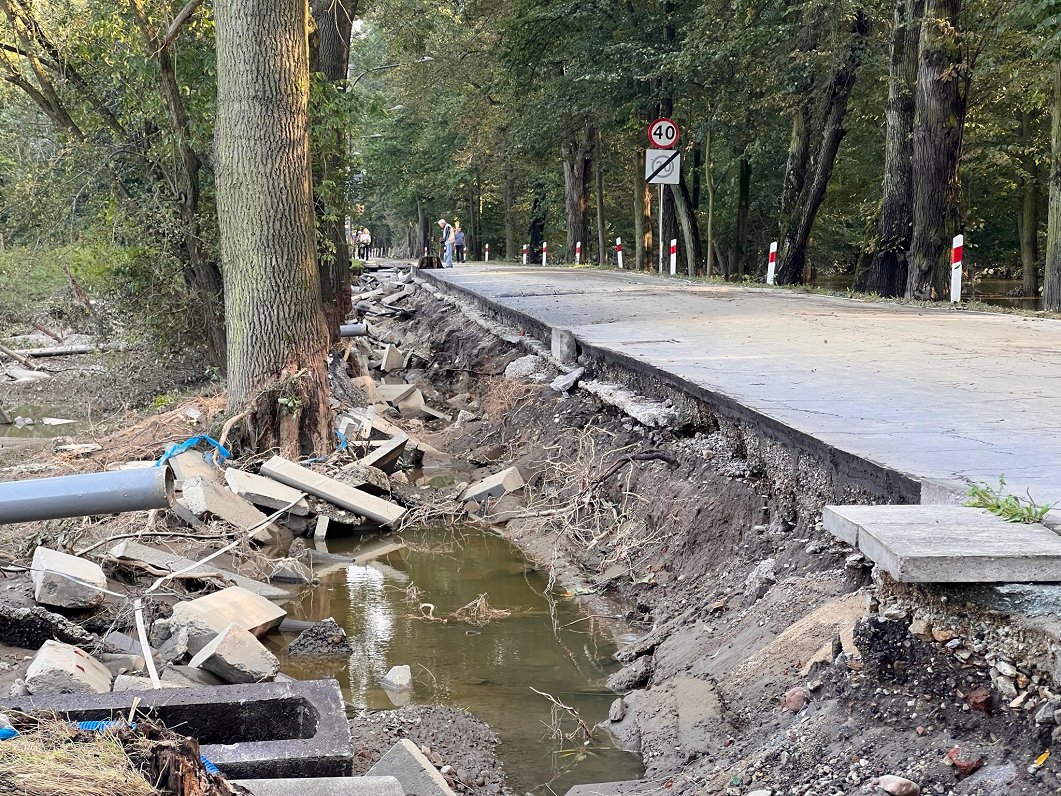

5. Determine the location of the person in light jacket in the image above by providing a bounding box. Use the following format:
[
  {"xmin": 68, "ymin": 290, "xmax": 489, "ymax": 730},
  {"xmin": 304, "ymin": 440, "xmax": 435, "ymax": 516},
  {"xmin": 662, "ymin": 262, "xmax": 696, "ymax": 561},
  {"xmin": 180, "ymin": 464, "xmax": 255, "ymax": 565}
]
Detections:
[{"xmin": 438, "ymin": 218, "xmax": 454, "ymax": 268}]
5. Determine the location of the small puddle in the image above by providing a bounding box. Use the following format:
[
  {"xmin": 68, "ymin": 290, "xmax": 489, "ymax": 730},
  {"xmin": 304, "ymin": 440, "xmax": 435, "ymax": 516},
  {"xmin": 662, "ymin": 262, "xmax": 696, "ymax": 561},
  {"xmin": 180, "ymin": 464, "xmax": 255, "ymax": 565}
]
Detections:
[
  {"xmin": 0, "ymin": 404, "xmax": 81, "ymax": 439},
  {"xmin": 267, "ymin": 527, "xmax": 644, "ymax": 794}
]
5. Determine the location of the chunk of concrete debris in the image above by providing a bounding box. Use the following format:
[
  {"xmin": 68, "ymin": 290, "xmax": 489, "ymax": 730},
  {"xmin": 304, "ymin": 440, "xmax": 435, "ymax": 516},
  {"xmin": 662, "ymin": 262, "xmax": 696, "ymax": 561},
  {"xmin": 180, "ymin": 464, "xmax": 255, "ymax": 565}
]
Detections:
[
  {"xmin": 160, "ymin": 665, "xmax": 226, "ymax": 688},
  {"xmin": 112, "ymin": 674, "xmax": 184, "ymax": 691},
  {"xmin": 368, "ymin": 739, "xmax": 457, "ymax": 796},
  {"xmin": 458, "ymin": 467, "xmax": 525, "ymax": 503},
  {"xmin": 288, "ymin": 618, "xmax": 353, "ymax": 657},
  {"xmin": 232, "ymin": 777, "xmax": 405, "ymax": 796},
  {"xmin": 169, "ymin": 451, "xmax": 220, "ymax": 483},
  {"xmin": 152, "ymin": 586, "xmax": 287, "ymax": 658},
  {"xmin": 359, "ymin": 433, "xmax": 408, "ymax": 475},
  {"xmin": 269, "ymin": 558, "xmax": 314, "ymax": 584},
  {"xmin": 379, "ymin": 344, "xmax": 405, "ymax": 373},
  {"xmin": 181, "ymin": 475, "xmax": 288, "ymax": 544},
  {"xmin": 108, "ymin": 540, "xmax": 288, "ymax": 600},
  {"xmin": 376, "ymin": 383, "xmax": 416, "ymax": 404},
  {"xmin": 382, "ymin": 665, "xmax": 412, "ymax": 691},
  {"xmin": 551, "ymin": 367, "xmax": 585, "ymax": 393},
  {"xmin": 261, "ymin": 456, "xmax": 406, "ymax": 527},
  {"xmin": 0, "ymin": 603, "xmax": 96, "ymax": 650},
  {"xmin": 396, "ymin": 389, "xmax": 427, "ymax": 418},
  {"xmin": 189, "ymin": 623, "xmax": 280, "ymax": 684},
  {"xmin": 30, "ymin": 546, "xmax": 107, "ymax": 609},
  {"xmin": 224, "ymin": 468, "xmax": 311, "ymax": 516},
  {"xmin": 25, "ymin": 640, "xmax": 111, "ymax": 695},
  {"xmin": 504, "ymin": 355, "xmax": 551, "ymax": 381},
  {"xmin": 314, "ymin": 516, "xmax": 330, "ymax": 539},
  {"xmin": 336, "ymin": 461, "xmax": 390, "ymax": 495}
]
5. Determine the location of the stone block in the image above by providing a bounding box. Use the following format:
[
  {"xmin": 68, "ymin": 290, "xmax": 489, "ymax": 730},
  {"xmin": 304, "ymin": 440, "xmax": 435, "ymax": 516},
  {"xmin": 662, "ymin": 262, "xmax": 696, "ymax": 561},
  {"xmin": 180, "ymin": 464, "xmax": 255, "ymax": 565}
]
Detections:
[
  {"xmin": 189, "ymin": 623, "xmax": 280, "ymax": 684},
  {"xmin": 154, "ymin": 586, "xmax": 287, "ymax": 657},
  {"xmin": 551, "ymin": 367, "xmax": 585, "ymax": 393},
  {"xmin": 30, "ymin": 546, "xmax": 106, "ymax": 609},
  {"xmin": 25, "ymin": 640, "xmax": 111, "ymax": 695},
  {"xmin": 169, "ymin": 451, "xmax": 221, "ymax": 484},
  {"xmin": 458, "ymin": 467, "xmax": 525, "ymax": 503},
  {"xmin": 181, "ymin": 476, "xmax": 282, "ymax": 541},
  {"xmin": 359, "ymin": 433, "xmax": 408, "ymax": 475},
  {"xmin": 381, "ymin": 665, "xmax": 412, "ymax": 690},
  {"xmin": 225, "ymin": 468, "xmax": 311, "ymax": 516},
  {"xmin": 261, "ymin": 456, "xmax": 406, "ymax": 527},
  {"xmin": 379, "ymin": 344, "xmax": 405, "ymax": 372},
  {"xmin": 233, "ymin": 777, "xmax": 404, "ymax": 796},
  {"xmin": 367, "ymin": 739, "xmax": 456, "ymax": 796},
  {"xmin": 551, "ymin": 327, "xmax": 578, "ymax": 365}
]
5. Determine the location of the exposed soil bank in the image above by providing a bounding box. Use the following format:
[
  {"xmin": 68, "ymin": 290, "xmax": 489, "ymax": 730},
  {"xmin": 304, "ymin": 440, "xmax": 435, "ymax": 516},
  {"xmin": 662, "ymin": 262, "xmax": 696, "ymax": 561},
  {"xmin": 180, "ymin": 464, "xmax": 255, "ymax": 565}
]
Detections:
[{"xmin": 364, "ymin": 272, "xmax": 1061, "ymax": 796}]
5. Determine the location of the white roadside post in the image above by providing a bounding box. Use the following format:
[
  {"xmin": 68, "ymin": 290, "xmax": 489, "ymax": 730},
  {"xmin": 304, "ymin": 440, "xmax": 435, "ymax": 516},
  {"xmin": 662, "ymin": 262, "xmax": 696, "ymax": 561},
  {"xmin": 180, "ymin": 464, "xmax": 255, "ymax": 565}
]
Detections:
[
  {"xmin": 522, "ymin": 243, "xmax": 528, "ymax": 265},
  {"xmin": 575, "ymin": 240, "xmax": 581, "ymax": 265},
  {"xmin": 951, "ymin": 234, "xmax": 964, "ymax": 303},
  {"xmin": 669, "ymin": 239, "xmax": 677, "ymax": 276},
  {"xmin": 616, "ymin": 237, "xmax": 624, "ymax": 269},
  {"xmin": 542, "ymin": 241, "xmax": 548, "ymax": 266},
  {"xmin": 485, "ymin": 243, "xmax": 490, "ymax": 263},
  {"xmin": 767, "ymin": 241, "xmax": 778, "ymax": 285}
]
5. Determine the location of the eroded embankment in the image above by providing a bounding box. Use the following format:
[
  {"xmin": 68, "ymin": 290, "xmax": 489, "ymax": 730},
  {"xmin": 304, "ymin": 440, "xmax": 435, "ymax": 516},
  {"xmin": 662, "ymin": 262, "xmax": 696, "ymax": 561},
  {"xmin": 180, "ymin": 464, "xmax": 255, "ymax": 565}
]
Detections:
[{"xmin": 371, "ymin": 274, "xmax": 1061, "ymax": 796}]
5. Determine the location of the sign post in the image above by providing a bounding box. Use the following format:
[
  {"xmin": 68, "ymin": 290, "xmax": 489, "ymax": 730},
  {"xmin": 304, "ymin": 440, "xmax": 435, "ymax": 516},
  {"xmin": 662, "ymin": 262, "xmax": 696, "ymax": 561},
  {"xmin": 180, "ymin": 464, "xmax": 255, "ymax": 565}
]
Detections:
[
  {"xmin": 767, "ymin": 242, "xmax": 778, "ymax": 285},
  {"xmin": 669, "ymin": 239, "xmax": 677, "ymax": 276},
  {"xmin": 485, "ymin": 243, "xmax": 490, "ymax": 263},
  {"xmin": 575, "ymin": 240, "xmax": 581, "ymax": 265},
  {"xmin": 646, "ymin": 117, "xmax": 681, "ymax": 275},
  {"xmin": 951, "ymin": 234, "xmax": 964, "ymax": 303},
  {"xmin": 522, "ymin": 243, "xmax": 528, "ymax": 265},
  {"xmin": 542, "ymin": 241, "xmax": 548, "ymax": 267}
]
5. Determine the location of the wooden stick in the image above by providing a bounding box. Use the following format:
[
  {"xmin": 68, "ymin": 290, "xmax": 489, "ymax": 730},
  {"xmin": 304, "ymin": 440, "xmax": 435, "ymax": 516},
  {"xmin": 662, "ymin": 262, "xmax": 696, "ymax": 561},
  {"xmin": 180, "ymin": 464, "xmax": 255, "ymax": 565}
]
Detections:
[{"xmin": 0, "ymin": 343, "xmax": 38, "ymax": 369}]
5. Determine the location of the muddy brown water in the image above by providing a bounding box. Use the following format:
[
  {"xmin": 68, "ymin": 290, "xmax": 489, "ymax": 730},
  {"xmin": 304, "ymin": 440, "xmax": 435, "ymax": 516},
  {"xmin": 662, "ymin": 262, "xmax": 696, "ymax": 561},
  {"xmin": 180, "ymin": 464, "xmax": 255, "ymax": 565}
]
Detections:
[
  {"xmin": 0, "ymin": 403, "xmax": 81, "ymax": 438},
  {"xmin": 265, "ymin": 527, "xmax": 644, "ymax": 795}
]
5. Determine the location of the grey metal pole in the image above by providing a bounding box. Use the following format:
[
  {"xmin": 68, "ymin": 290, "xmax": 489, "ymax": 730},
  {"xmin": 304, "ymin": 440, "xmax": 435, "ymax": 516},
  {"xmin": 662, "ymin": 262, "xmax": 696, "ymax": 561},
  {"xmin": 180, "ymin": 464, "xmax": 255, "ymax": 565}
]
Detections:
[
  {"xmin": 339, "ymin": 323, "xmax": 368, "ymax": 337},
  {"xmin": 0, "ymin": 468, "xmax": 173, "ymax": 524}
]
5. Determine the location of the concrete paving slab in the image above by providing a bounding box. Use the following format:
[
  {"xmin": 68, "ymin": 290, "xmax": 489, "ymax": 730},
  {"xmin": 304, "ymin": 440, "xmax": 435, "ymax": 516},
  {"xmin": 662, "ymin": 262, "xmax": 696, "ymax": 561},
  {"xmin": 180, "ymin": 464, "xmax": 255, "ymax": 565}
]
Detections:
[
  {"xmin": 458, "ymin": 467, "xmax": 524, "ymax": 503},
  {"xmin": 368, "ymin": 739, "xmax": 456, "ymax": 796},
  {"xmin": 30, "ymin": 545, "xmax": 106, "ymax": 609},
  {"xmin": 824, "ymin": 504, "xmax": 1061, "ymax": 582},
  {"xmin": 224, "ymin": 467, "xmax": 311, "ymax": 515},
  {"xmin": 359, "ymin": 433, "xmax": 408, "ymax": 474},
  {"xmin": 169, "ymin": 451, "xmax": 221, "ymax": 483},
  {"xmin": 189, "ymin": 622, "xmax": 280, "ymax": 684},
  {"xmin": 261, "ymin": 456, "xmax": 405, "ymax": 526},
  {"xmin": 157, "ymin": 586, "xmax": 287, "ymax": 656},
  {"xmin": 25, "ymin": 640, "xmax": 111, "ymax": 695},
  {"xmin": 233, "ymin": 776, "xmax": 404, "ymax": 796}
]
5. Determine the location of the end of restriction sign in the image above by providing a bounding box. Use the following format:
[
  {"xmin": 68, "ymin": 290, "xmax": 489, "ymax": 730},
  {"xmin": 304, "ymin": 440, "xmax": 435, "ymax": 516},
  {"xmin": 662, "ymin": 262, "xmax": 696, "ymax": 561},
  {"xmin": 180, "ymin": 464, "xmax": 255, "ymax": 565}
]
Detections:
[{"xmin": 645, "ymin": 148, "xmax": 681, "ymax": 184}]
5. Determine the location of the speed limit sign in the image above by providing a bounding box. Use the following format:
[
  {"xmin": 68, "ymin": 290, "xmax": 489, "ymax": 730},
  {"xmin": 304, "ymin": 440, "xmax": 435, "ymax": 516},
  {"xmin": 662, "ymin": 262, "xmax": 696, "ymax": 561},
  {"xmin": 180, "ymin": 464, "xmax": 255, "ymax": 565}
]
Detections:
[{"xmin": 648, "ymin": 117, "xmax": 680, "ymax": 149}]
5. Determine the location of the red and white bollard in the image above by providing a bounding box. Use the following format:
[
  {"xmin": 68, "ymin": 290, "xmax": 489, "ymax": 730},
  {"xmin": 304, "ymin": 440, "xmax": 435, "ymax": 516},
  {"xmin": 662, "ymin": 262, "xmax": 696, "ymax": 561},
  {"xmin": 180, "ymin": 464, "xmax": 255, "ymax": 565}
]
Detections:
[
  {"xmin": 669, "ymin": 239, "xmax": 677, "ymax": 276},
  {"xmin": 424, "ymin": 246, "xmax": 428, "ymax": 256},
  {"xmin": 951, "ymin": 234, "xmax": 964, "ymax": 303},
  {"xmin": 767, "ymin": 241, "xmax": 778, "ymax": 285},
  {"xmin": 575, "ymin": 240, "xmax": 582, "ymax": 265},
  {"xmin": 616, "ymin": 237, "xmax": 624, "ymax": 269},
  {"xmin": 542, "ymin": 241, "xmax": 548, "ymax": 266},
  {"xmin": 522, "ymin": 243, "xmax": 528, "ymax": 265},
  {"xmin": 485, "ymin": 243, "xmax": 490, "ymax": 263}
]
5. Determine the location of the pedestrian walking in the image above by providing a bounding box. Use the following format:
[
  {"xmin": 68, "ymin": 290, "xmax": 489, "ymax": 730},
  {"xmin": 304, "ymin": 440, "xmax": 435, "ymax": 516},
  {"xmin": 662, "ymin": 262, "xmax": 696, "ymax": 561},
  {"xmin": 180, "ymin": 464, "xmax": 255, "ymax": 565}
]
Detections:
[
  {"xmin": 454, "ymin": 224, "xmax": 466, "ymax": 263},
  {"xmin": 357, "ymin": 227, "xmax": 372, "ymax": 260},
  {"xmin": 438, "ymin": 218, "xmax": 454, "ymax": 268}
]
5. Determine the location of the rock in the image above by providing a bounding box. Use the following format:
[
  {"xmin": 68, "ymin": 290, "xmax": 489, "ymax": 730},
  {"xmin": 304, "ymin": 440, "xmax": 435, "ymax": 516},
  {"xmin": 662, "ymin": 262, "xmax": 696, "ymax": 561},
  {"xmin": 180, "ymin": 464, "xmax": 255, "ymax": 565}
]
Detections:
[
  {"xmin": 606, "ymin": 656, "xmax": 654, "ymax": 692},
  {"xmin": 608, "ymin": 697, "xmax": 626, "ymax": 722},
  {"xmin": 965, "ymin": 685, "xmax": 992, "ymax": 713},
  {"xmin": 932, "ymin": 627, "xmax": 957, "ymax": 643},
  {"xmin": 952, "ymin": 764, "xmax": 1018, "ymax": 795},
  {"xmin": 368, "ymin": 739, "xmax": 457, "ymax": 796},
  {"xmin": 458, "ymin": 467, "xmax": 525, "ymax": 503},
  {"xmin": 30, "ymin": 546, "xmax": 107, "ymax": 609},
  {"xmin": 779, "ymin": 686, "xmax": 810, "ymax": 713},
  {"xmin": 287, "ymin": 618, "xmax": 353, "ymax": 657},
  {"xmin": 742, "ymin": 559, "xmax": 776, "ymax": 606},
  {"xmin": 382, "ymin": 665, "xmax": 413, "ymax": 691},
  {"xmin": 25, "ymin": 640, "xmax": 111, "ymax": 695},
  {"xmin": 9, "ymin": 679, "xmax": 28, "ymax": 697},
  {"xmin": 1035, "ymin": 700, "xmax": 1059, "ymax": 724},
  {"xmin": 503, "ymin": 355, "xmax": 550, "ymax": 381},
  {"xmin": 995, "ymin": 659, "xmax": 1018, "ymax": 678},
  {"xmin": 946, "ymin": 746, "xmax": 986, "ymax": 778},
  {"xmin": 874, "ymin": 775, "xmax": 919, "ymax": 795},
  {"xmin": 908, "ymin": 618, "xmax": 933, "ymax": 640},
  {"xmin": 550, "ymin": 367, "xmax": 585, "ymax": 393},
  {"xmin": 994, "ymin": 675, "xmax": 1017, "ymax": 697},
  {"xmin": 188, "ymin": 623, "xmax": 279, "ymax": 684},
  {"xmin": 151, "ymin": 586, "xmax": 287, "ymax": 658}
]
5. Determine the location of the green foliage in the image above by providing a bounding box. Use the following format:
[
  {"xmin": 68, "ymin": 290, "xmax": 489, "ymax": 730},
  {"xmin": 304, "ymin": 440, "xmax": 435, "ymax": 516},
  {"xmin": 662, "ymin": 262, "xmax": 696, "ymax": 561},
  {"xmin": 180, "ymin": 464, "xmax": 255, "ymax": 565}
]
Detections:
[{"xmin": 965, "ymin": 475, "xmax": 1055, "ymax": 523}]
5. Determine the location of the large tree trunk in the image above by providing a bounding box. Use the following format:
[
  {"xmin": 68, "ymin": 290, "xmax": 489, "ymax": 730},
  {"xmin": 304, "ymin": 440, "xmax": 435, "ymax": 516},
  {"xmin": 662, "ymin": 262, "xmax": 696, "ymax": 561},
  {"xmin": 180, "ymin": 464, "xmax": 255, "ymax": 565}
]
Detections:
[
  {"xmin": 309, "ymin": 0, "xmax": 356, "ymax": 342},
  {"xmin": 734, "ymin": 155, "xmax": 751, "ymax": 277},
  {"xmin": 504, "ymin": 164, "xmax": 517, "ymax": 260},
  {"xmin": 907, "ymin": 0, "xmax": 964, "ymax": 300},
  {"xmin": 634, "ymin": 153, "xmax": 647, "ymax": 270},
  {"xmin": 595, "ymin": 129, "xmax": 607, "ymax": 265},
  {"xmin": 670, "ymin": 172, "xmax": 703, "ymax": 276},
  {"xmin": 562, "ymin": 125, "xmax": 594, "ymax": 262},
  {"xmin": 215, "ymin": 0, "xmax": 332, "ymax": 457},
  {"xmin": 857, "ymin": 0, "xmax": 923, "ymax": 296},
  {"xmin": 776, "ymin": 10, "xmax": 870, "ymax": 285},
  {"xmin": 1018, "ymin": 109, "xmax": 1040, "ymax": 298},
  {"xmin": 528, "ymin": 180, "xmax": 547, "ymax": 260},
  {"xmin": 1046, "ymin": 58, "xmax": 1061, "ymax": 312},
  {"xmin": 704, "ymin": 127, "xmax": 716, "ymax": 276}
]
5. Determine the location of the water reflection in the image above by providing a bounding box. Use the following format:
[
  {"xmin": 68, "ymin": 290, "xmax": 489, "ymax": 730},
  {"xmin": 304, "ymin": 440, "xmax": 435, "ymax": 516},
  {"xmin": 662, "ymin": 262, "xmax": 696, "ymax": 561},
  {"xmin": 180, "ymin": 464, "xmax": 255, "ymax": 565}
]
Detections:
[{"xmin": 265, "ymin": 528, "xmax": 643, "ymax": 794}]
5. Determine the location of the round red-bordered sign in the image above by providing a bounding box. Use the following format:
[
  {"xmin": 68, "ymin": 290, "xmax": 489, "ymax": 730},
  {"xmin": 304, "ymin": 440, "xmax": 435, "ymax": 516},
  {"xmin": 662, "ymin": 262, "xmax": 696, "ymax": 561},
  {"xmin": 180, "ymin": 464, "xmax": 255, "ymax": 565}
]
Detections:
[{"xmin": 647, "ymin": 117, "xmax": 680, "ymax": 149}]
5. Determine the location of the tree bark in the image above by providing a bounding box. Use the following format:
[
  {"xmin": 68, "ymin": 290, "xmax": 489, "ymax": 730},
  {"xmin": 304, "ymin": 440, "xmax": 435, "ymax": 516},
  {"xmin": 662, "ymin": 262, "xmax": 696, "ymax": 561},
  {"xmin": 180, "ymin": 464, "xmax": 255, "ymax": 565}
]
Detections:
[
  {"xmin": 1018, "ymin": 109, "xmax": 1040, "ymax": 298},
  {"xmin": 1045, "ymin": 58, "xmax": 1061, "ymax": 312},
  {"xmin": 634, "ymin": 151, "xmax": 646, "ymax": 270},
  {"xmin": 528, "ymin": 180, "xmax": 547, "ymax": 260},
  {"xmin": 907, "ymin": 0, "xmax": 964, "ymax": 300},
  {"xmin": 857, "ymin": 0, "xmax": 923, "ymax": 296},
  {"xmin": 776, "ymin": 10, "xmax": 870, "ymax": 285},
  {"xmin": 705, "ymin": 127, "xmax": 716, "ymax": 276},
  {"xmin": 595, "ymin": 129, "xmax": 607, "ymax": 265},
  {"xmin": 309, "ymin": 0, "xmax": 356, "ymax": 342},
  {"xmin": 734, "ymin": 155, "xmax": 751, "ymax": 277},
  {"xmin": 215, "ymin": 0, "xmax": 331, "ymax": 457},
  {"xmin": 504, "ymin": 164, "xmax": 516, "ymax": 260},
  {"xmin": 670, "ymin": 171, "xmax": 703, "ymax": 276},
  {"xmin": 562, "ymin": 124, "xmax": 594, "ymax": 262}
]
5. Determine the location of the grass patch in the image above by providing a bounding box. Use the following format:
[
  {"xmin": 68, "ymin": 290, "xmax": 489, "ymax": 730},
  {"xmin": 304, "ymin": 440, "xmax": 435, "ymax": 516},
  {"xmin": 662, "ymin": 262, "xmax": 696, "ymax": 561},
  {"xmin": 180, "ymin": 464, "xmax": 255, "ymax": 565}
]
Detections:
[{"xmin": 965, "ymin": 475, "xmax": 1055, "ymax": 523}]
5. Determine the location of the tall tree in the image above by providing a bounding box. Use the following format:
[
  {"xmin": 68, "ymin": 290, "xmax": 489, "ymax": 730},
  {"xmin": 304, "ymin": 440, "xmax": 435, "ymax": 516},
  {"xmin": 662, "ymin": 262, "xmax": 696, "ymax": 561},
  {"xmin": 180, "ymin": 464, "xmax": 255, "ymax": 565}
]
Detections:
[
  {"xmin": 907, "ymin": 0, "xmax": 964, "ymax": 299},
  {"xmin": 214, "ymin": 0, "xmax": 332, "ymax": 456},
  {"xmin": 1018, "ymin": 109, "xmax": 1041, "ymax": 297},
  {"xmin": 1046, "ymin": 56, "xmax": 1061, "ymax": 310},
  {"xmin": 562, "ymin": 124, "xmax": 594, "ymax": 262},
  {"xmin": 857, "ymin": 0, "xmax": 924, "ymax": 297}
]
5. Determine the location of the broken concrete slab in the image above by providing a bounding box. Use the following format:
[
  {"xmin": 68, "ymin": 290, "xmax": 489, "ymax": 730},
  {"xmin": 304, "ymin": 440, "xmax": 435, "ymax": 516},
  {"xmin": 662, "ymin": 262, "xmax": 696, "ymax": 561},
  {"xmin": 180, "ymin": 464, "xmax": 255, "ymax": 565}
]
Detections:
[
  {"xmin": 823, "ymin": 504, "xmax": 1061, "ymax": 583},
  {"xmin": 25, "ymin": 640, "xmax": 111, "ymax": 695},
  {"xmin": 233, "ymin": 777, "xmax": 404, "ymax": 796},
  {"xmin": 161, "ymin": 665, "xmax": 226, "ymax": 688},
  {"xmin": 396, "ymin": 389, "xmax": 427, "ymax": 418},
  {"xmin": 30, "ymin": 545, "xmax": 106, "ymax": 609},
  {"xmin": 367, "ymin": 739, "xmax": 456, "ymax": 796},
  {"xmin": 336, "ymin": 461, "xmax": 390, "ymax": 495},
  {"xmin": 359, "ymin": 433, "xmax": 408, "ymax": 475},
  {"xmin": 376, "ymin": 383, "xmax": 416, "ymax": 404},
  {"xmin": 169, "ymin": 451, "xmax": 221, "ymax": 483},
  {"xmin": 379, "ymin": 344, "xmax": 405, "ymax": 373},
  {"xmin": 0, "ymin": 603, "xmax": 96, "ymax": 650},
  {"xmin": 458, "ymin": 467, "xmax": 525, "ymax": 503},
  {"xmin": 261, "ymin": 456, "xmax": 406, "ymax": 527},
  {"xmin": 314, "ymin": 516, "xmax": 330, "ymax": 539},
  {"xmin": 181, "ymin": 475, "xmax": 283, "ymax": 541},
  {"xmin": 551, "ymin": 367, "xmax": 586, "ymax": 393},
  {"xmin": 108, "ymin": 540, "xmax": 288, "ymax": 600},
  {"xmin": 225, "ymin": 468, "xmax": 311, "ymax": 516},
  {"xmin": 189, "ymin": 623, "xmax": 280, "ymax": 684},
  {"xmin": 112, "ymin": 674, "xmax": 170, "ymax": 691},
  {"xmin": 153, "ymin": 586, "xmax": 287, "ymax": 657},
  {"xmin": 4, "ymin": 679, "xmax": 353, "ymax": 778}
]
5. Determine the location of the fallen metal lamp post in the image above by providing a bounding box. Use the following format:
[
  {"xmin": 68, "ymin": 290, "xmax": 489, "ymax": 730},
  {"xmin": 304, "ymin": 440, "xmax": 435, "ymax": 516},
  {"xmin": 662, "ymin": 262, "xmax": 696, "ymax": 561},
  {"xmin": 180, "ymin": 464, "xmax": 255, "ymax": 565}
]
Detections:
[
  {"xmin": 0, "ymin": 467, "xmax": 173, "ymax": 524},
  {"xmin": 339, "ymin": 323, "xmax": 367, "ymax": 337}
]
